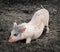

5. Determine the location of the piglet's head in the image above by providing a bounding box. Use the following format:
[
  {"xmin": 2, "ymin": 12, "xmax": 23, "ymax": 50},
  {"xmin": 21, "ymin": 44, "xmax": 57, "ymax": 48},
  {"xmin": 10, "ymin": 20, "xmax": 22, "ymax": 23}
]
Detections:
[{"xmin": 9, "ymin": 22, "xmax": 27, "ymax": 43}]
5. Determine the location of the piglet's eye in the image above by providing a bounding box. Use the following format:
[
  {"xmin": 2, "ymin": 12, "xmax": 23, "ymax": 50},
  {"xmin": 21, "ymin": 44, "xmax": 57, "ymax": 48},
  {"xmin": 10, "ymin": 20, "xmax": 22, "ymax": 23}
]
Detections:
[{"xmin": 14, "ymin": 34, "xmax": 18, "ymax": 36}]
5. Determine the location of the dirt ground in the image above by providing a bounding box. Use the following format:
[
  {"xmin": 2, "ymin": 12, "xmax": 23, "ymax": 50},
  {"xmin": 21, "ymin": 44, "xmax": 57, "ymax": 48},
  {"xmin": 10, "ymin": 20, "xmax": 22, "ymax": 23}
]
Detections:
[{"xmin": 0, "ymin": 2, "xmax": 60, "ymax": 52}]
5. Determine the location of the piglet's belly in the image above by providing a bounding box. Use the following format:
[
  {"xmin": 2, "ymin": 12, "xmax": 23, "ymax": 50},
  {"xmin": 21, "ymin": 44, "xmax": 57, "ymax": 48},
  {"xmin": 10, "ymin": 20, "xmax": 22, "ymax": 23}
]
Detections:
[
  {"xmin": 32, "ymin": 30, "xmax": 43, "ymax": 39},
  {"xmin": 32, "ymin": 23, "xmax": 44, "ymax": 39}
]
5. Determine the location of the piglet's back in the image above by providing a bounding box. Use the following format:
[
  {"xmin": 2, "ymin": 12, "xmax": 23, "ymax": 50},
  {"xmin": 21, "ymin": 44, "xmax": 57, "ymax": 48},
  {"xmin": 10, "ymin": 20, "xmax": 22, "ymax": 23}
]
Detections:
[{"xmin": 29, "ymin": 9, "xmax": 49, "ymax": 26}]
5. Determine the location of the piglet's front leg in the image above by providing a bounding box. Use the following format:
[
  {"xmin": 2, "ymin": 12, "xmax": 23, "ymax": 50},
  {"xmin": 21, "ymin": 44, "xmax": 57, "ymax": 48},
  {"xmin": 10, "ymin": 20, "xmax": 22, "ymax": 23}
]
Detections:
[{"xmin": 26, "ymin": 37, "xmax": 32, "ymax": 44}]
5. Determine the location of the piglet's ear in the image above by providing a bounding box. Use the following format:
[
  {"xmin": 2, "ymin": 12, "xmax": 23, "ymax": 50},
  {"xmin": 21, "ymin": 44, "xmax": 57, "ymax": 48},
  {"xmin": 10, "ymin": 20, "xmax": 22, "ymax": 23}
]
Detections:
[
  {"xmin": 21, "ymin": 28, "xmax": 26, "ymax": 33},
  {"xmin": 13, "ymin": 22, "xmax": 17, "ymax": 28}
]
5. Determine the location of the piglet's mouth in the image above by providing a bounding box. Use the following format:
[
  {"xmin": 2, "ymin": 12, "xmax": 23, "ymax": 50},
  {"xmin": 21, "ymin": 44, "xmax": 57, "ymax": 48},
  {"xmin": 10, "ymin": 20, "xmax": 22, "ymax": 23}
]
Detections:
[{"xmin": 9, "ymin": 36, "xmax": 16, "ymax": 43}]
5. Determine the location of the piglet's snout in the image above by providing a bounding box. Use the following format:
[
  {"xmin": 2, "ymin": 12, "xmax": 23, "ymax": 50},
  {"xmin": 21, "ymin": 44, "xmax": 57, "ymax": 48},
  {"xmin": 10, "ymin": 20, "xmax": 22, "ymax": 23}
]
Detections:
[{"xmin": 9, "ymin": 36, "xmax": 16, "ymax": 43}]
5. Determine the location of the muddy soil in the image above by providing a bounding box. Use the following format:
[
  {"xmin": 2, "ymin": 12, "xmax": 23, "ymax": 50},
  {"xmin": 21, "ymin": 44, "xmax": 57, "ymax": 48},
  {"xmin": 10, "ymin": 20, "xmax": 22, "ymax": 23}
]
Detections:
[{"xmin": 0, "ymin": 3, "xmax": 60, "ymax": 52}]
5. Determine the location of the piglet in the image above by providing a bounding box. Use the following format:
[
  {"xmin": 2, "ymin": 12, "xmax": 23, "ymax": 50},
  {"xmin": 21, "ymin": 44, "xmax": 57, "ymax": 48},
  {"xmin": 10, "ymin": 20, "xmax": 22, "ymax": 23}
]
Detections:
[{"xmin": 9, "ymin": 8, "xmax": 49, "ymax": 44}]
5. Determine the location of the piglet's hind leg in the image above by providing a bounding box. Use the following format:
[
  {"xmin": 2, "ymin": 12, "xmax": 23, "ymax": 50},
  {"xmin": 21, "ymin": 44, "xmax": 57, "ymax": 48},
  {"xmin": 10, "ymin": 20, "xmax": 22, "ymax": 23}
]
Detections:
[{"xmin": 46, "ymin": 26, "xmax": 49, "ymax": 33}]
